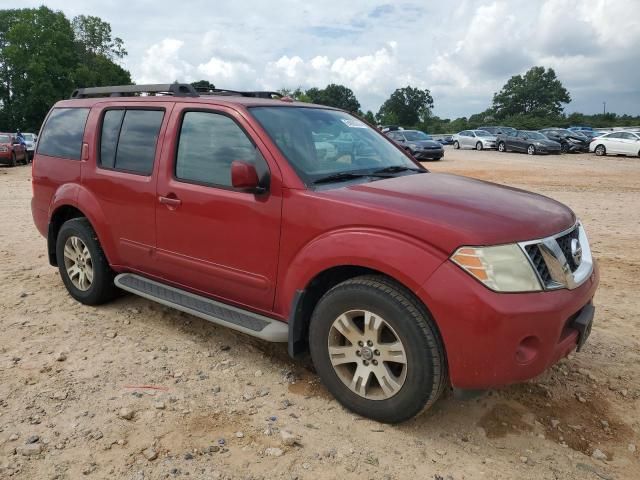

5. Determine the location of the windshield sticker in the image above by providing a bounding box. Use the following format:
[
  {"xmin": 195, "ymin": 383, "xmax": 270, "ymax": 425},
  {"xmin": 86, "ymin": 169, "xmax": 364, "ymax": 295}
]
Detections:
[{"xmin": 341, "ymin": 118, "xmax": 367, "ymax": 128}]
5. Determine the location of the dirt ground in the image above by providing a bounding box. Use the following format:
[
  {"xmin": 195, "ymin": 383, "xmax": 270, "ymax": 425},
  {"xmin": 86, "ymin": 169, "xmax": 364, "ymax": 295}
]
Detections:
[{"xmin": 1, "ymin": 148, "xmax": 639, "ymax": 480}]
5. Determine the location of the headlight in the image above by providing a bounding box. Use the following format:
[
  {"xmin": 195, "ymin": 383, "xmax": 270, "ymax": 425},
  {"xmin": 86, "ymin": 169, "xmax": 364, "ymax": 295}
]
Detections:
[
  {"xmin": 451, "ymin": 244, "xmax": 542, "ymax": 292},
  {"xmin": 409, "ymin": 144, "xmax": 420, "ymax": 150},
  {"xmin": 0, "ymin": 146, "xmax": 7, "ymax": 152}
]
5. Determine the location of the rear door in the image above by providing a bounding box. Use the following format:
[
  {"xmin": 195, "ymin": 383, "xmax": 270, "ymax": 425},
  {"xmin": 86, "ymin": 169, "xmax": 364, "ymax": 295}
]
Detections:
[
  {"xmin": 604, "ymin": 133, "xmax": 624, "ymax": 153},
  {"xmin": 82, "ymin": 101, "xmax": 174, "ymax": 272},
  {"xmin": 154, "ymin": 103, "xmax": 283, "ymax": 312}
]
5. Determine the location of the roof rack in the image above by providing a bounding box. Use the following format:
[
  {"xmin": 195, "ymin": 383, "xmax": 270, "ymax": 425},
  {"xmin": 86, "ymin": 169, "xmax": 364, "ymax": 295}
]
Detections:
[
  {"xmin": 70, "ymin": 84, "xmax": 286, "ymax": 100},
  {"xmin": 70, "ymin": 84, "xmax": 199, "ymax": 99}
]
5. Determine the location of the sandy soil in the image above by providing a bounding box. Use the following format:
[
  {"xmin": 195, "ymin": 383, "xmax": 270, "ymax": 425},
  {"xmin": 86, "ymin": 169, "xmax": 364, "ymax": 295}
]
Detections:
[{"xmin": 0, "ymin": 148, "xmax": 638, "ymax": 480}]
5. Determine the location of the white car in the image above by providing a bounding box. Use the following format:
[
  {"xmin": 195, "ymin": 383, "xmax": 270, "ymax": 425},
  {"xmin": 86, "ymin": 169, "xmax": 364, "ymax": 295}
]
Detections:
[
  {"xmin": 590, "ymin": 131, "xmax": 640, "ymax": 157},
  {"xmin": 452, "ymin": 130, "xmax": 497, "ymax": 150}
]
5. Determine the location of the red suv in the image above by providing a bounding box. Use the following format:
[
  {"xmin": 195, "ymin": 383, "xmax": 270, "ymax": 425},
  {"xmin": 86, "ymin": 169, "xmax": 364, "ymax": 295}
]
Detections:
[
  {"xmin": 31, "ymin": 84, "xmax": 599, "ymax": 423},
  {"xmin": 0, "ymin": 132, "xmax": 28, "ymax": 166}
]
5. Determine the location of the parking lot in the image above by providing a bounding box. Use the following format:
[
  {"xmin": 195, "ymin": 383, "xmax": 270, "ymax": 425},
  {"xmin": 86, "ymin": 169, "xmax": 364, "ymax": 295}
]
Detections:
[{"xmin": 0, "ymin": 148, "xmax": 638, "ymax": 480}]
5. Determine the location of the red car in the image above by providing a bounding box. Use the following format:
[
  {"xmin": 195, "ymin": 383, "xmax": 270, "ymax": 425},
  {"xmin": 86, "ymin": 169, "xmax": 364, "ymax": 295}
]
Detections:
[
  {"xmin": 0, "ymin": 133, "xmax": 28, "ymax": 166},
  {"xmin": 31, "ymin": 84, "xmax": 599, "ymax": 423}
]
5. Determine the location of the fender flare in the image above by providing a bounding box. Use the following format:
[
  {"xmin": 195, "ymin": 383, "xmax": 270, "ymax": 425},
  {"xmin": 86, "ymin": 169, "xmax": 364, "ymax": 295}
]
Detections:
[
  {"xmin": 48, "ymin": 184, "xmax": 119, "ymax": 266},
  {"xmin": 278, "ymin": 228, "xmax": 448, "ymax": 356}
]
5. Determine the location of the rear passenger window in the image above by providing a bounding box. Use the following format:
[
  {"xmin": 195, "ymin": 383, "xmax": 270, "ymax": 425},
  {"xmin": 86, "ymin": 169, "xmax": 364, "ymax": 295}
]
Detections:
[
  {"xmin": 175, "ymin": 111, "xmax": 260, "ymax": 188},
  {"xmin": 99, "ymin": 109, "xmax": 164, "ymax": 175},
  {"xmin": 37, "ymin": 108, "xmax": 89, "ymax": 159}
]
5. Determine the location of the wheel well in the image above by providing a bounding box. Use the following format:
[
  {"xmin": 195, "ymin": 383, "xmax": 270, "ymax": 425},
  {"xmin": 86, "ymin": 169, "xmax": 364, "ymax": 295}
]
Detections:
[
  {"xmin": 47, "ymin": 205, "xmax": 86, "ymax": 266},
  {"xmin": 288, "ymin": 266, "xmax": 417, "ymax": 358}
]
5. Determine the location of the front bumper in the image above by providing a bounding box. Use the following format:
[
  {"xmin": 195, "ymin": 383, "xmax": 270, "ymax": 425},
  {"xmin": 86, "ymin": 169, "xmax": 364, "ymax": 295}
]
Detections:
[
  {"xmin": 482, "ymin": 141, "xmax": 497, "ymax": 149},
  {"xmin": 537, "ymin": 145, "xmax": 562, "ymax": 154},
  {"xmin": 414, "ymin": 148, "xmax": 444, "ymax": 160},
  {"xmin": 418, "ymin": 259, "xmax": 599, "ymax": 389}
]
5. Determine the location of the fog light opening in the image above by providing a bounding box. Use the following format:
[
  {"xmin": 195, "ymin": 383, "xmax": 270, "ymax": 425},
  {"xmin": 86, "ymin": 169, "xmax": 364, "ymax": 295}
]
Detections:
[{"xmin": 516, "ymin": 336, "xmax": 541, "ymax": 364}]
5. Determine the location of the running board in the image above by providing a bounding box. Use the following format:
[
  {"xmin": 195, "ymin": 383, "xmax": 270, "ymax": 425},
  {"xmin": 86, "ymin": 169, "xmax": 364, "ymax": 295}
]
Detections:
[{"xmin": 114, "ymin": 273, "xmax": 288, "ymax": 342}]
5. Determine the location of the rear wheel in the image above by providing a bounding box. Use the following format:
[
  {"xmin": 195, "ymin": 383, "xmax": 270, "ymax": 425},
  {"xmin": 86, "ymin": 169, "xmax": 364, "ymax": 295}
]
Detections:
[
  {"xmin": 309, "ymin": 275, "xmax": 446, "ymax": 424},
  {"xmin": 527, "ymin": 144, "xmax": 536, "ymax": 155},
  {"xmin": 497, "ymin": 142, "xmax": 506, "ymax": 152},
  {"xmin": 594, "ymin": 144, "xmax": 606, "ymax": 156},
  {"xmin": 453, "ymin": 141, "xmax": 460, "ymax": 149},
  {"xmin": 56, "ymin": 218, "xmax": 118, "ymax": 305},
  {"xmin": 475, "ymin": 141, "xmax": 483, "ymax": 151}
]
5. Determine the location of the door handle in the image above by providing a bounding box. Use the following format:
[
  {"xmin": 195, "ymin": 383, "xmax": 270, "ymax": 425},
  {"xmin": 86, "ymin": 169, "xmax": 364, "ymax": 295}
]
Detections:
[{"xmin": 158, "ymin": 195, "xmax": 182, "ymax": 207}]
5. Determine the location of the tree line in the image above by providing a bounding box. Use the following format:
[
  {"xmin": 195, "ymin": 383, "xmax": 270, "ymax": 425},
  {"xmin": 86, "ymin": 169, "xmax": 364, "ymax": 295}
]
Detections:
[
  {"xmin": 0, "ymin": 7, "xmax": 130, "ymax": 132},
  {"xmin": 278, "ymin": 67, "xmax": 640, "ymax": 133},
  {"xmin": 2, "ymin": 7, "xmax": 639, "ymax": 134}
]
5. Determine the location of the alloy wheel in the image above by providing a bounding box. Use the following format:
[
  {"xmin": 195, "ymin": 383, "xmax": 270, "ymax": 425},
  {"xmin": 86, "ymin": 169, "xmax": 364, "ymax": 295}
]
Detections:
[
  {"xmin": 527, "ymin": 145, "xmax": 535, "ymax": 155},
  {"xmin": 63, "ymin": 236, "xmax": 94, "ymax": 291},
  {"xmin": 498, "ymin": 142, "xmax": 505, "ymax": 152},
  {"xmin": 327, "ymin": 309, "xmax": 407, "ymax": 400},
  {"xmin": 595, "ymin": 145, "xmax": 605, "ymax": 156}
]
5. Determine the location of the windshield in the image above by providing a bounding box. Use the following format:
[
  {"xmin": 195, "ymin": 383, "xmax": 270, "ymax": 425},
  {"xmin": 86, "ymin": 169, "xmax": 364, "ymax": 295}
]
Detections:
[
  {"xmin": 474, "ymin": 130, "xmax": 493, "ymax": 137},
  {"xmin": 524, "ymin": 131, "xmax": 545, "ymax": 139},
  {"xmin": 22, "ymin": 133, "xmax": 35, "ymax": 141},
  {"xmin": 250, "ymin": 107, "xmax": 418, "ymax": 184},
  {"xmin": 0, "ymin": 134, "xmax": 10, "ymax": 143},
  {"xmin": 403, "ymin": 131, "xmax": 431, "ymax": 141}
]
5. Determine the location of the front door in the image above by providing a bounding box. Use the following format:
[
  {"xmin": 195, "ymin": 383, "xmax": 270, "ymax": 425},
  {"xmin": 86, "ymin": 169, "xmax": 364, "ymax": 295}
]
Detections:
[{"xmin": 154, "ymin": 104, "xmax": 283, "ymax": 312}]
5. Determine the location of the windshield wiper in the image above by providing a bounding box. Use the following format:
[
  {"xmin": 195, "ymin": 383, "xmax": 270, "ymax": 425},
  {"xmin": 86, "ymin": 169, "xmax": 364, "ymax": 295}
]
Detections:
[
  {"xmin": 312, "ymin": 170, "xmax": 398, "ymax": 185},
  {"xmin": 373, "ymin": 165, "xmax": 425, "ymax": 175}
]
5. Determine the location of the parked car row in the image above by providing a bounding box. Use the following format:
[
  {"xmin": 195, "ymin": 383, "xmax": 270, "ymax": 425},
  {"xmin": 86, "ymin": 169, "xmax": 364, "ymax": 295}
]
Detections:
[{"xmin": 382, "ymin": 124, "xmax": 639, "ymax": 160}]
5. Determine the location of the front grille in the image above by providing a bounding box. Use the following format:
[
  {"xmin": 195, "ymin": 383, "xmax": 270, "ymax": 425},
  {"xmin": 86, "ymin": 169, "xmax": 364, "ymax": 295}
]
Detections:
[
  {"xmin": 556, "ymin": 227, "xmax": 580, "ymax": 271},
  {"xmin": 525, "ymin": 244, "xmax": 552, "ymax": 285}
]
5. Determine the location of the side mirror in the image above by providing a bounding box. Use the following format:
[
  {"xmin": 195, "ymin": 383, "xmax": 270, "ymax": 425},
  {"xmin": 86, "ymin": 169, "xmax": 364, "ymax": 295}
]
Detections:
[{"xmin": 231, "ymin": 160, "xmax": 263, "ymax": 193}]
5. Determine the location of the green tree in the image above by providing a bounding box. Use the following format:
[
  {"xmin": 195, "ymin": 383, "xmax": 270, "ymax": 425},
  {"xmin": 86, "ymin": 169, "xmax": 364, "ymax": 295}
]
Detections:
[
  {"xmin": 72, "ymin": 15, "xmax": 126, "ymax": 60},
  {"xmin": 362, "ymin": 110, "xmax": 376, "ymax": 125},
  {"xmin": 191, "ymin": 80, "xmax": 216, "ymax": 91},
  {"xmin": 376, "ymin": 86, "xmax": 434, "ymax": 126},
  {"xmin": 305, "ymin": 84, "xmax": 361, "ymax": 113},
  {"xmin": 0, "ymin": 7, "xmax": 131, "ymax": 132},
  {"xmin": 492, "ymin": 66, "xmax": 571, "ymax": 118}
]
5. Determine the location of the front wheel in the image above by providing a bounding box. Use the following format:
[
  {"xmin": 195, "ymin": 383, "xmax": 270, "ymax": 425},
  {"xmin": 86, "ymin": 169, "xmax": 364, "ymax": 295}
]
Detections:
[
  {"xmin": 527, "ymin": 144, "xmax": 536, "ymax": 155},
  {"xmin": 56, "ymin": 218, "xmax": 118, "ymax": 305},
  {"xmin": 594, "ymin": 144, "xmax": 606, "ymax": 156},
  {"xmin": 497, "ymin": 142, "xmax": 506, "ymax": 152},
  {"xmin": 309, "ymin": 275, "xmax": 446, "ymax": 424},
  {"xmin": 561, "ymin": 143, "xmax": 569, "ymax": 153},
  {"xmin": 453, "ymin": 141, "xmax": 460, "ymax": 149},
  {"xmin": 475, "ymin": 141, "xmax": 483, "ymax": 151}
]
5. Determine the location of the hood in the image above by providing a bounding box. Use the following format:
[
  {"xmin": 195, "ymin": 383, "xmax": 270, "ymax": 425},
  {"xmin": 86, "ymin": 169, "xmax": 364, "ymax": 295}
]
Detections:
[{"xmin": 323, "ymin": 172, "xmax": 575, "ymax": 253}]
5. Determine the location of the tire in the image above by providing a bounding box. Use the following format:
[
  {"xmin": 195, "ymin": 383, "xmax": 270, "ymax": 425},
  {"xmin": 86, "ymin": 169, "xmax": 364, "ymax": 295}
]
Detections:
[
  {"xmin": 497, "ymin": 142, "xmax": 506, "ymax": 152},
  {"xmin": 453, "ymin": 141, "xmax": 460, "ymax": 149},
  {"xmin": 594, "ymin": 144, "xmax": 606, "ymax": 156},
  {"xmin": 475, "ymin": 141, "xmax": 483, "ymax": 151},
  {"xmin": 55, "ymin": 217, "xmax": 118, "ymax": 305},
  {"xmin": 561, "ymin": 142, "xmax": 569, "ymax": 153},
  {"xmin": 527, "ymin": 144, "xmax": 536, "ymax": 155},
  {"xmin": 9, "ymin": 152, "xmax": 16, "ymax": 167},
  {"xmin": 309, "ymin": 275, "xmax": 446, "ymax": 424}
]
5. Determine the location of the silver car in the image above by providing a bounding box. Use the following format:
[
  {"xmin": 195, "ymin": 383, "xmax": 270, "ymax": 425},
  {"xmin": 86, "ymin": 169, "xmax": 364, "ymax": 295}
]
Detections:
[{"xmin": 453, "ymin": 130, "xmax": 497, "ymax": 150}]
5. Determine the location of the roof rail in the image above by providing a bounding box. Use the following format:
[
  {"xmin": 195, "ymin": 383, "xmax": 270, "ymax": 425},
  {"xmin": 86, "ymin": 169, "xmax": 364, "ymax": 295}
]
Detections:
[
  {"xmin": 70, "ymin": 83, "xmax": 199, "ymax": 99},
  {"xmin": 196, "ymin": 88, "xmax": 283, "ymax": 99}
]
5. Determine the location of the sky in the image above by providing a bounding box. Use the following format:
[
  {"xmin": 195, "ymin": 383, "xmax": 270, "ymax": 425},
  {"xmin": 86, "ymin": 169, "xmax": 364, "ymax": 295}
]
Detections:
[{"xmin": 9, "ymin": 0, "xmax": 640, "ymax": 118}]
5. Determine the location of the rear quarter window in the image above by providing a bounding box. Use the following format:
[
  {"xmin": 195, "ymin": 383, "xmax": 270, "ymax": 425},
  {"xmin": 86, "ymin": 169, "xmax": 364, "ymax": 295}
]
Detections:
[{"xmin": 37, "ymin": 108, "xmax": 90, "ymax": 159}]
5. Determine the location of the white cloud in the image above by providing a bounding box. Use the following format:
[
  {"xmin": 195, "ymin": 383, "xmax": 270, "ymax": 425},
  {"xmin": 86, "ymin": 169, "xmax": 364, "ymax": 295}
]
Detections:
[
  {"xmin": 23, "ymin": 0, "xmax": 639, "ymax": 117},
  {"xmin": 137, "ymin": 39, "xmax": 193, "ymax": 84}
]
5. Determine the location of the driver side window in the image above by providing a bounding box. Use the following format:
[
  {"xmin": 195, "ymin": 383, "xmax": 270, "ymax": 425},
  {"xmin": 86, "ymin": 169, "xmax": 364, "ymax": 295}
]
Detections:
[{"xmin": 175, "ymin": 111, "xmax": 264, "ymax": 188}]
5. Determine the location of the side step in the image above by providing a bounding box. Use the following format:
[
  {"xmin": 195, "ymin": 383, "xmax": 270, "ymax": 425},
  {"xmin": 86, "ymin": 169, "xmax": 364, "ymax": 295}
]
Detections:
[{"xmin": 114, "ymin": 273, "xmax": 288, "ymax": 342}]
